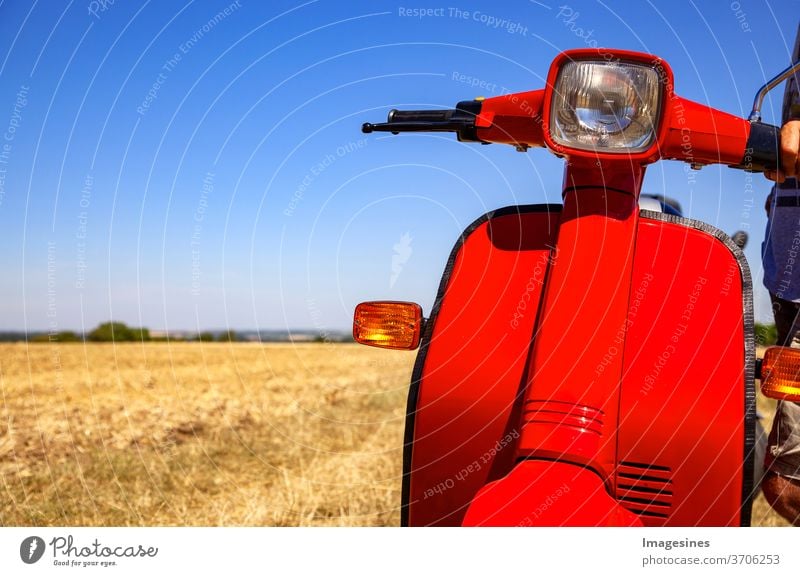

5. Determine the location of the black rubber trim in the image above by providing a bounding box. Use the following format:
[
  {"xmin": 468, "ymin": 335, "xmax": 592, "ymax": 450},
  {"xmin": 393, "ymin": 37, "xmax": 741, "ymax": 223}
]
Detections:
[
  {"xmin": 731, "ymin": 121, "xmax": 780, "ymax": 173},
  {"xmin": 454, "ymin": 100, "xmax": 483, "ymax": 143},
  {"xmin": 639, "ymin": 209, "xmax": 756, "ymax": 527},
  {"xmin": 400, "ymin": 203, "xmax": 563, "ymax": 526}
]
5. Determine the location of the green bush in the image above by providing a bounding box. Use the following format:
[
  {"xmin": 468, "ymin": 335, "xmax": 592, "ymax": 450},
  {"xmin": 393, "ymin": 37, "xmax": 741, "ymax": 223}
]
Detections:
[
  {"xmin": 218, "ymin": 330, "xmax": 238, "ymax": 342},
  {"xmin": 87, "ymin": 322, "xmax": 150, "ymax": 342},
  {"xmin": 30, "ymin": 331, "xmax": 82, "ymax": 343},
  {"xmin": 755, "ymin": 323, "xmax": 777, "ymax": 346}
]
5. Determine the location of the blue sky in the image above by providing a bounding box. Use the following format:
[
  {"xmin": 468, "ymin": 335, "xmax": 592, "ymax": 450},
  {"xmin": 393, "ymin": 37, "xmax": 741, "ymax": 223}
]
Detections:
[{"xmin": 0, "ymin": 0, "xmax": 796, "ymax": 332}]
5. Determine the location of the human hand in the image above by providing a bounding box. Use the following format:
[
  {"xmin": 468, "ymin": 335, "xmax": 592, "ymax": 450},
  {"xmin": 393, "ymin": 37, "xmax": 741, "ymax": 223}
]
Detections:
[{"xmin": 765, "ymin": 120, "xmax": 800, "ymax": 182}]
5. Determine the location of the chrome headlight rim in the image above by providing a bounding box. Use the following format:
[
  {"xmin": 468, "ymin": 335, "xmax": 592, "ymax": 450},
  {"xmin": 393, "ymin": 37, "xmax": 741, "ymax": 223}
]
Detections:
[{"xmin": 547, "ymin": 57, "xmax": 664, "ymax": 156}]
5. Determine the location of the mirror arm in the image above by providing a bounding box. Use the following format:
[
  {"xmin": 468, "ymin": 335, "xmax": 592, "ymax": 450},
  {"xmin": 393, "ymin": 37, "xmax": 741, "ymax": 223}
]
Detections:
[{"xmin": 749, "ymin": 60, "xmax": 800, "ymax": 122}]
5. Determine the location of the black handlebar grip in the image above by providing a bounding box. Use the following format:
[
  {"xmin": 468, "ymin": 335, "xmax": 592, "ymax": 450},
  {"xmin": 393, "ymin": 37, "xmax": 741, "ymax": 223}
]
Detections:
[
  {"xmin": 736, "ymin": 121, "xmax": 781, "ymax": 173},
  {"xmin": 387, "ymin": 109, "xmax": 454, "ymax": 123},
  {"xmin": 361, "ymin": 101, "xmax": 482, "ymax": 141}
]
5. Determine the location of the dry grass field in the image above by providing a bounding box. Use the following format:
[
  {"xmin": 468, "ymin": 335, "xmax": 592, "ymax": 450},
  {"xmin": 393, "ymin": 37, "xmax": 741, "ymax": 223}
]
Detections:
[
  {"xmin": 0, "ymin": 342, "xmax": 414, "ymax": 526},
  {"xmin": 0, "ymin": 342, "xmax": 788, "ymax": 526}
]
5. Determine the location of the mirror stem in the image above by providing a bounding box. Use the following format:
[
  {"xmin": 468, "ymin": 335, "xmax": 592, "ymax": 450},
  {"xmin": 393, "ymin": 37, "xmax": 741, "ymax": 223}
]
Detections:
[{"xmin": 750, "ymin": 60, "xmax": 800, "ymax": 122}]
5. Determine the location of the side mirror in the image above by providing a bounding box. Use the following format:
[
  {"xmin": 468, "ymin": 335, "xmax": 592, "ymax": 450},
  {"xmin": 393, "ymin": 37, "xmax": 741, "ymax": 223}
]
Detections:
[
  {"xmin": 760, "ymin": 346, "xmax": 800, "ymax": 402},
  {"xmin": 353, "ymin": 301, "xmax": 423, "ymax": 350}
]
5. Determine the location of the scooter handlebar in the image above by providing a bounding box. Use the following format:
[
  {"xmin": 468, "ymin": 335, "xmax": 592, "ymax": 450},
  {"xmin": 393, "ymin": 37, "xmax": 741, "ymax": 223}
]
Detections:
[
  {"xmin": 361, "ymin": 92, "xmax": 781, "ymax": 173},
  {"xmin": 361, "ymin": 101, "xmax": 483, "ymax": 142}
]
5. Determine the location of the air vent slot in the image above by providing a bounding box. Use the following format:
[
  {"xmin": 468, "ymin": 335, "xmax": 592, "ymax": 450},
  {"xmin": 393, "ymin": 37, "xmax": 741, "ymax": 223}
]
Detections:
[{"xmin": 616, "ymin": 461, "xmax": 673, "ymax": 520}]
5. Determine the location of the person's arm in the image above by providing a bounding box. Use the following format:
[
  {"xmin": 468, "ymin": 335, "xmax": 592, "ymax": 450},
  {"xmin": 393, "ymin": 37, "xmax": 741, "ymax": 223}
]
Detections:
[{"xmin": 766, "ymin": 119, "xmax": 800, "ymax": 182}]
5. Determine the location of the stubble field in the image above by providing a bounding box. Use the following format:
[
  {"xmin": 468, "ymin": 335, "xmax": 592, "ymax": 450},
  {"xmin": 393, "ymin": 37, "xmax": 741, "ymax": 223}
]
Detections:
[{"xmin": 0, "ymin": 343, "xmax": 788, "ymax": 526}]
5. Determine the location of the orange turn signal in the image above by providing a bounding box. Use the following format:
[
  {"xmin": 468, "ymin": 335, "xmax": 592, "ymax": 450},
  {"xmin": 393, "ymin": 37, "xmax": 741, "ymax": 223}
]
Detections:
[
  {"xmin": 761, "ymin": 346, "xmax": 800, "ymax": 402},
  {"xmin": 353, "ymin": 301, "xmax": 423, "ymax": 350}
]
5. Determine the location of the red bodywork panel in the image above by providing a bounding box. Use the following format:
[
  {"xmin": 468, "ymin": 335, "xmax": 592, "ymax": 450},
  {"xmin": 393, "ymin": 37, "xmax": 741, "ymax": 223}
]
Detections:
[
  {"xmin": 462, "ymin": 460, "xmax": 641, "ymax": 526},
  {"xmin": 404, "ymin": 206, "xmax": 753, "ymax": 526},
  {"xmin": 661, "ymin": 96, "xmax": 750, "ymax": 167},
  {"xmin": 404, "ymin": 206, "xmax": 560, "ymax": 527},
  {"xmin": 616, "ymin": 214, "xmax": 751, "ymax": 526},
  {"xmin": 475, "ymin": 90, "xmax": 545, "ymax": 149},
  {"xmin": 514, "ymin": 187, "xmax": 639, "ymax": 480}
]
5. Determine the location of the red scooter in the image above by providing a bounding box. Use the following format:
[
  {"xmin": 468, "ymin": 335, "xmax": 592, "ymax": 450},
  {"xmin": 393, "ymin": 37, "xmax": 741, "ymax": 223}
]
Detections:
[{"xmin": 354, "ymin": 48, "xmax": 800, "ymax": 526}]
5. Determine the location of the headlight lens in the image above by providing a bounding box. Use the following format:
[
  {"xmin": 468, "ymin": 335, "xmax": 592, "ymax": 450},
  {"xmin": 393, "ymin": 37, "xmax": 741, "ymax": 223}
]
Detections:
[{"xmin": 550, "ymin": 61, "xmax": 662, "ymax": 153}]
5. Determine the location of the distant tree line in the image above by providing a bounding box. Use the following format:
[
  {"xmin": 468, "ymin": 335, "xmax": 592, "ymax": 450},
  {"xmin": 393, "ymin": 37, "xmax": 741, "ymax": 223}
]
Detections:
[
  {"xmin": 12, "ymin": 322, "xmax": 780, "ymax": 345},
  {"xmin": 5, "ymin": 323, "xmax": 351, "ymax": 343},
  {"xmin": 27, "ymin": 322, "xmax": 239, "ymax": 343}
]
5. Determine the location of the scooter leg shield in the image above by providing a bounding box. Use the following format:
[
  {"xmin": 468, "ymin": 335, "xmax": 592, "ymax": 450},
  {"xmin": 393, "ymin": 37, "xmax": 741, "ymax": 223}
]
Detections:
[
  {"xmin": 461, "ymin": 460, "xmax": 642, "ymax": 526},
  {"xmin": 403, "ymin": 205, "xmax": 562, "ymax": 526}
]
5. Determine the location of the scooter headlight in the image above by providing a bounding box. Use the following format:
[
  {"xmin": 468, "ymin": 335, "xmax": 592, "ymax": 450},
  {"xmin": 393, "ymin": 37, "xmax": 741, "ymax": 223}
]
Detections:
[{"xmin": 550, "ymin": 60, "xmax": 662, "ymax": 153}]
